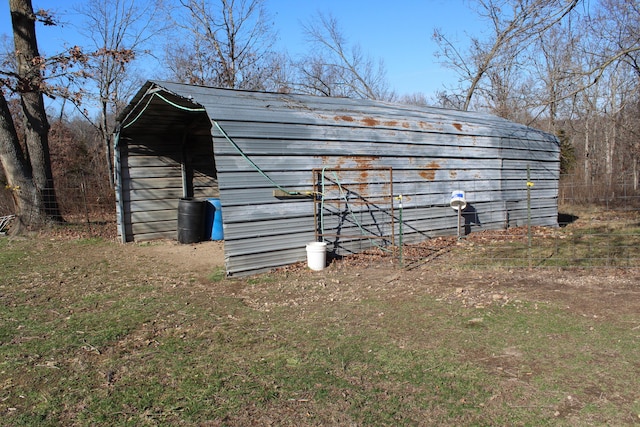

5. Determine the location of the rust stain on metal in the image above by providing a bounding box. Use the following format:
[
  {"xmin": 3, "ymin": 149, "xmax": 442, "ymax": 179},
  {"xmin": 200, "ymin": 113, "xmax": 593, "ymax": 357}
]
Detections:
[
  {"xmin": 353, "ymin": 156, "xmax": 378, "ymax": 169},
  {"xmin": 384, "ymin": 120, "xmax": 398, "ymax": 127},
  {"xmin": 402, "ymin": 122, "xmax": 410, "ymax": 128},
  {"xmin": 419, "ymin": 161, "xmax": 441, "ymax": 181},
  {"xmin": 335, "ymin": 115, "xmax": 355, "ymax": 122},
  {"xmin": 316, "ymin": 164, "xmax": 392, "ymax": 209},
  {"xmin": 420, "ymin": 169, "xmax": 436, "ymax": 180},
  {"xmin": 357, "ymin": 173, "xmax": 370, "ymax": 195},
  {"xmin": 453, "ymin": 123, "xmax": 463, "ymax": 131},
  {"xmin": 330, "ymin": 156, "xmax": 379, "ymax": 170},
  {"xmin": 352, "ymin": 157, "xmax": 381, "ymax": 197},
  {"xmin": 318, "ymin": 155, "xmax": 331, "ymax": 166},
  {"xmin": 418, "ymin": 121, "xmax": 433, "ymax": 130},
  {"xmin": 335, "ymin": 156, "xmax": 345, "ymax": 169},
  {"xmin": 362, "ymin": 117, "xmax": 380, "ymax": 126}
]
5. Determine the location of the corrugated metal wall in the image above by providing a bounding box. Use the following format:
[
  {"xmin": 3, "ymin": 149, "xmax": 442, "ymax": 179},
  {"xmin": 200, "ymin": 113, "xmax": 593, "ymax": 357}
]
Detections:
[
  {"xmin": 116, "ymin": 81, "xmax": 559, "ymax": 276},
  {"xmin": 115, "ymin": 92, "xmax": 218, "ymax": 242}
]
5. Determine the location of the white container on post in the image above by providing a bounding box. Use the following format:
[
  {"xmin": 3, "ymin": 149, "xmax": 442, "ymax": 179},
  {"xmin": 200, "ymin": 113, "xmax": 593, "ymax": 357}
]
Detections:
[
  {"xmin": 450, "ymin": 190, "xmax": 466, "ymax": 239},
  {"xmin": 450, "ymin": 190, "xmax": 466, "ymax": 211}
]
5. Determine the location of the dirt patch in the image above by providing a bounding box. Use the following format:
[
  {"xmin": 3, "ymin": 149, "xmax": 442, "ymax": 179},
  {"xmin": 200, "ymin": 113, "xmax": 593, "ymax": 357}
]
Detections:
[{"xmin": 132, "ymin": 240, "xmax": 225, "ymax": 273}]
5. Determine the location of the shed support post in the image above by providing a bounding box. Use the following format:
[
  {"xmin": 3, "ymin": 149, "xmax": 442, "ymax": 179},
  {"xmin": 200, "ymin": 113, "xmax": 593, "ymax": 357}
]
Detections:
[
  {"xmin": 113, "ymin": 128, "xmax": 126, "ymax": 243},
  {"xmin": 181, "ymin": 131, "xmax": 188, "ymax": 198}
]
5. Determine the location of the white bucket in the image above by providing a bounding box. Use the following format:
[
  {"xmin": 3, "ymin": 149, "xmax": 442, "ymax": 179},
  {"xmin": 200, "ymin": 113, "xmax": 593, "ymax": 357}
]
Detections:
[
  {"xmin": 306, "ymin": 241, "xmax": 327, "ymax": 271},
  {"xmin": 450, "ymin": 190, "xmax": 467, "ymax": 211}
]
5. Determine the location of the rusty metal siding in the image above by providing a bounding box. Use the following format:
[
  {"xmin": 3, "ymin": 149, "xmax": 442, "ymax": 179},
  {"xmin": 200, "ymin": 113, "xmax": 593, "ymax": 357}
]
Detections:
[{"xmin": 116, "ymin": 81, "xmax": 560, "ymax": 276}]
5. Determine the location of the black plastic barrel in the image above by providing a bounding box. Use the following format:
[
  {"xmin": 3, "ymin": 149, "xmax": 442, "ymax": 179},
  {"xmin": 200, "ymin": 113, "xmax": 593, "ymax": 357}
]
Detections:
[{"xmin": 177, "ymin": 198, "xmax": 206, "ymax": 244}]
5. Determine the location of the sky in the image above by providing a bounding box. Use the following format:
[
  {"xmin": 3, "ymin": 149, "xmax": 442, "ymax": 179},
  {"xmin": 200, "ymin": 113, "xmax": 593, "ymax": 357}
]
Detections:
[
  {"xmin": 267, "ymin": 0, "xmax": 482, "ymax": 97},
  {"xmin": 0, "ymin": 0, "xmax": 483, "ymax": 101}
]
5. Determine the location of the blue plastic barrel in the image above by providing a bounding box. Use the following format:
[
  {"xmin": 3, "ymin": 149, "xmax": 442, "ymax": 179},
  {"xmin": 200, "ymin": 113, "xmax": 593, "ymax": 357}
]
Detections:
[{"xmin": 204, "ymin": 198, "xmax": 224, "ymax": 240}]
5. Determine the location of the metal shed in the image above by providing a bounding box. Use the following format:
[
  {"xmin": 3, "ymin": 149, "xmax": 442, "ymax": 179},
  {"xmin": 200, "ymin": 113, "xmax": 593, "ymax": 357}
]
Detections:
[{"xmin": 114, "ymin": 81, "xmax": 560, "ymax": 276}]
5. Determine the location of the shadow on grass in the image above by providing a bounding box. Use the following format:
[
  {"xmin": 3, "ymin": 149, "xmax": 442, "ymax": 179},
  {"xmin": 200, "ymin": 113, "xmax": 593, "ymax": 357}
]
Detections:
[{"xmin": 558, "ymin": 212, "xmax": 579, "ymax": 227}]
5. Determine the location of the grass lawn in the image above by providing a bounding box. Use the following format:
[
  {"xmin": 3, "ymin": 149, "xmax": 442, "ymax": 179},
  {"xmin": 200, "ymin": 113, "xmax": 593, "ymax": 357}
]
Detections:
[{"xmin": 1, "ymin": 211, "xmax": 639, "ymax": 425}]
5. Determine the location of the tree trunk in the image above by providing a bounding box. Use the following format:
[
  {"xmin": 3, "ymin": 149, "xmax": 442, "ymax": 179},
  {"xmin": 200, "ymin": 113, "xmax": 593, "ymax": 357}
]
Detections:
[
  {"xmin": 9, "ymin": 0, "xmax": 63, "ymax": 221},
  {"xmin": 584, "ymin": 117, "xmax": 591, "ymax": 190},
  {"xmin": 0, "ymin": 92, "xmax": 44, "ymax": 232},
  {"xmin": 101, "ymin": 99, "xmax": 115, "ymax": 188}
]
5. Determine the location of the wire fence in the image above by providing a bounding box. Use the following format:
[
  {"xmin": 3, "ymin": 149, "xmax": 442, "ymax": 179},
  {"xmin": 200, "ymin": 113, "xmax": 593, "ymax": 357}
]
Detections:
[
  {"xmin": 398, "ymin": 176, "xmax": 640, "ymax": 269},
  {"xmin": 559, "ymin": 174, "xmax": 640, "ymax": 209},
  {"xmin": 1, "ymin": 175, "xmax": 640, "ymax": 269},
  {"xmin": 0, "ymin": 181, "xmax": 117, "ymax": 239}
]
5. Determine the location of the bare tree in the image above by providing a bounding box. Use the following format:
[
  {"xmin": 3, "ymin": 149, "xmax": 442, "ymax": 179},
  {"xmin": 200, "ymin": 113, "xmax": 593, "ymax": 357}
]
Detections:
[
  {"xmin": 0, "ymin": 91, "xmax": 41, "ymax": 232},
  {"xmin": 75, "ymin": 0, "xmax": 167, "ymax": 187},
  {"xmin": 165, "ymin": 0, "xmax": 278, "ymax": 90},
  {"xmin": 294, "ymin": 54, "xmax": 343, "ymax": 97},
  {"xmin": 0, "ymin": 0, "xmax": 63, "ymax": 231},
  {"xmin": 295, "ymin": 13, "xmax": 392, "ymax": 101},
  {"xmin": 528, "ymin": 22, "xmax": 581, "ymax": 130},
  {"xmin": 482, "ymin": 43, "xmax": 532, "ymax": 121},
  {"xmin": 587, "ymin": 0, "xmax": 640, "ymax": 79},
  {"xmin": 433, "ymin": 0, "xmax": 579, "ymax": 111},
  {"xmin": 397, "ymin": 92, "xmax": 431, "ymax": 107},
  {"xmin": 261, "ymin": 51, "xmax": 296, "ymax": 93},
  {"xmin": 566, "ymin": 0, "xmax": 640, "ymax": 192},
  {"xmin": 2, "ymin": 0, "xmax": 135, "ymax": 230},
  {"xmin": 433, "ymin": 89, "xmax": 466, "ymax": 110}
]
